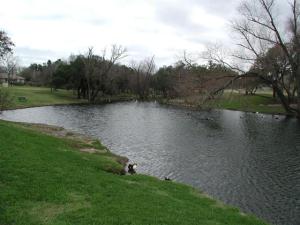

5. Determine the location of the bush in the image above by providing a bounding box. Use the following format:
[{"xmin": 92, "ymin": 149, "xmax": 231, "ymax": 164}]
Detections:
[{"xmin": 0, "ymin": 88, "xmax": 13, "ymax": 111}]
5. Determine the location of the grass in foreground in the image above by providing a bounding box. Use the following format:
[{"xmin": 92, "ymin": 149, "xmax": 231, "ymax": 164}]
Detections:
[
  {"xmin": 0, "ymin": 120, "xmax": 268, "ymax": 225},
  {"xmin": 5, "ymin": 86, "xmax": 87, "ymax": 109}
]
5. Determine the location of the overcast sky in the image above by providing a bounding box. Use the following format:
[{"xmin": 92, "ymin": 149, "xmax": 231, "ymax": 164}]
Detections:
[{"xmin": 1, "ymin": 0, "xmax": 242, "ymax": 66}]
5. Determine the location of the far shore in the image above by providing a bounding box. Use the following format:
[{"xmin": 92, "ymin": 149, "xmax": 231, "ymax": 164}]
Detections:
[{"xmin": 2, "ymin": 86, "xmax": 289, "ymax": 117}]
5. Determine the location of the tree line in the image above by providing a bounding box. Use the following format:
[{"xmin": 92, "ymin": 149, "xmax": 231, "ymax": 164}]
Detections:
[{"xmin": 19, "ymin": 50, "xmax": 239, "ymax": 102}]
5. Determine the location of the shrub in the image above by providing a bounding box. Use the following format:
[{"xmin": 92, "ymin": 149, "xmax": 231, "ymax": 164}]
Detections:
[{"xmin": 0, "ymin": 88, "xmax": 13, "ymax": 111}]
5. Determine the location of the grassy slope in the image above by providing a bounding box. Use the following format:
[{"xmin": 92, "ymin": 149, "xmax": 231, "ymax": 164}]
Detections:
[
  {"xmin": 0, "ymin": 120, "xmax": 267, "ymax": 225},
  {"xmin": 166, "ymin": 91, "xmax": 285, "ymax": 115},
  {"xmin": 207, "ymin": 92, "xmax": 285, "ymax": 114},
  {"xmin": 5, "ymin": 86, "xmax": 86, "ymax": 109}
]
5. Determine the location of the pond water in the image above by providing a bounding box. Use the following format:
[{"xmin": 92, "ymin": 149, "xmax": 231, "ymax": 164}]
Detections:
[{"xmin": 1, "ymin": 102, "xmax": 300, "ymax": 225}]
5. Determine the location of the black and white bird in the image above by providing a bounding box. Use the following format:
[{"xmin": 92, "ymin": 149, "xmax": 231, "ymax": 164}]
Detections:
[{"xmin": 128, "ymin": 163, "xmax": 137, "ymax": 174}]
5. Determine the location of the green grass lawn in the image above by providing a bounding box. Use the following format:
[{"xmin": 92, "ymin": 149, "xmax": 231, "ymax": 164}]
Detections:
[
  {"xmin": 0, "ymin": 120, "xmax": 268, "ymax": 225},
  {"xmin": 163, "ymin": 90, "xmax": 286, "ymax": 115},
  {"xmin": 4, "ymin": 86, "xmax": 87, "ymax": 109},
  {"xmin": 208, "ymin": 92, "xmax": 285, "ymax": 114}
]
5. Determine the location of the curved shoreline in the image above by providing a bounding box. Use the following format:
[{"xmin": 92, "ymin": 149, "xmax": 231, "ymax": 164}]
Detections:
[
  {"xmin": 0, "ymin": 118, "xmax": 269, "ymax": 225},
  {"xmin": 159, "ymin": 99, "xmax": 290, "ymax": 116},
  {"xmin": 4, "ymin": 98, "xmax": 288, "ymax": 118},
  {"xmin": 0, "ymin": 98, "xmax": 275, "ymax": 224}
]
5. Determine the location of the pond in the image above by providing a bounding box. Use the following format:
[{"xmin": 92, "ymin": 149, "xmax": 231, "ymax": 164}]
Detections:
[{"xmin": 1, "ymin": 101, "xmax": 300, "ymax": 225}]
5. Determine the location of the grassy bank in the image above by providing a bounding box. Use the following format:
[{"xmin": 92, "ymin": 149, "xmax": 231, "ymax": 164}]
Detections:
[
  {"xmin": 3, "ymin": 86, "xmax": 286, "ymax": 115},
  {"xmin": 4, "ymin": 86, "xmax": 87, "ymax": 109},
  {"xmin": 207, "ymin": 92, "xmax": 285, "ymax": 114},
  {"xmin": 165, "ymin": 91, "xmax": 286, "ymax": 115},
  {"xmin": 0, "ymin": 120, "xmax": 267, "ymax": 225},
  {"xmin": 3, "ymin": 86, "xmax": 138, "ymax": 110}
]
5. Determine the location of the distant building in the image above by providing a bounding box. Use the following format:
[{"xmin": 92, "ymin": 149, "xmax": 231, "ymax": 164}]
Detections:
[{"xmin": 0, "ymin": 72, "xmax": 25, "ymax": 86}]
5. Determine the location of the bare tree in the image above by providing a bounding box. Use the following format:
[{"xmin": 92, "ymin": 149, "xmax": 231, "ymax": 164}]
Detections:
[
  {"xmin": 205, "ymin": 0, "xmax": 300, "ymax": 116},
  {"xmin": 131, "ymin": 56, "xmax": 156, "ymax": 99},
  {"xmin": 0, "ymin": 30, "xmax": 14, "ymax": 60},
  {"xmin": 1, "ymin": 53, "xmax": 18, "ymax": 86},
  {"xmin": 0, "ymin": 31, "xmax": 14, "ymax": 110},
  {"xmin": 84, "ymin": 47, "xmax": 96, "ymax": 102},
  {"xmin": 84, "ymin": 45, "xmax": 127, "ymax": 102}
]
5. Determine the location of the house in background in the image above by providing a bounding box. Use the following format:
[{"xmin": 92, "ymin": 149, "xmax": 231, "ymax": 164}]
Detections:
[{"xmin": 0, "ymin": 72, "xmax": 25, "ymax": 86}]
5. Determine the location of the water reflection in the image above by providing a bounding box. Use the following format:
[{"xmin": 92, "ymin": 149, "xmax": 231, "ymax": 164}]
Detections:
[{"xmin": 1, "ymin": 102, "xmax": 300, "ymax": 225}]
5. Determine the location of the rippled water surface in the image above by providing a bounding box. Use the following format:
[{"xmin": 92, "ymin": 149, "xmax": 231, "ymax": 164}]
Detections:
[{"xmin": 1, "ymin": 102, "xmax": 300, "ymax": 225}]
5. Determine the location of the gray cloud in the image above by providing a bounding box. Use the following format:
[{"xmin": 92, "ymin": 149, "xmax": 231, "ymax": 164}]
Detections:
[
  {"xmin": 195, "ymin": 0, "xmax": 239, "ymax": 16},
  {"xmin": 24, "ymin": 14, "xmax": 67, "ymax": 21},
  {"xmin": 2, "ymin": 0, "xmax": 247, "ymax": 66},
  {"xmin": 155, "ymin": 2, "xmax": 208, "ymax": 34},
  {"xmin": 86, "ymin": 18, "xmax": 110, "ymax": 26},
  {"xmin": 15, "ymin": 47, "xmax": 63, "ymax": 65}
]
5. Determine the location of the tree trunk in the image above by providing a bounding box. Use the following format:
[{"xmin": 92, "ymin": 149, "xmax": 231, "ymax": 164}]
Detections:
[
  {"xmin": 272, "ymin": 83, "xmax": 293, "ymax": 113},
  {"xmin": 296, "ymin": 72, "xmax": 300, "ymax": 114},
  {"xmin": 91, "ymin": 88, "xmax": 100, "ymax": 102},
  {"xmin": 257, "ymin": 74, "xmax": 297, "ymax": 115},
  {"xmin": 272, "ymin": 87, "xmax": 276, "ymax": 98},
  {"xmin": 77, "ymin": 87, "xmax": 81, "ymax": 99},
  {"xmin": 292, "ymin": 64, "xmax": 300, "ymax": 117},
  {"xmin": 87, "ymin": 78, "xmax": 91, "ymax": 103}
]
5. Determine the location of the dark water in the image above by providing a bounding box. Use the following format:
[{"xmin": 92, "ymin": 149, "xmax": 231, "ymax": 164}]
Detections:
[{"xmin": 1, "ymin": 102, "xmax": 300, "ymax": 225}]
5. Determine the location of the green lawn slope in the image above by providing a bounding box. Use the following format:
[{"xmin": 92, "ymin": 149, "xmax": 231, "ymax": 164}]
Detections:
[
  {"xmin": 5, "ymin": 86, "xmax": 86, "ymax": 109},
  {"xmin": 208, "ymin": 92, "xmax": 285, "ymax": 114},
  {"xmin": 165, "ymin": 91, "xmax": 285, "ymax": 115},
  {"xmin": 0, "ymin": 120, "xmax": 268, "ymax": 225}
]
